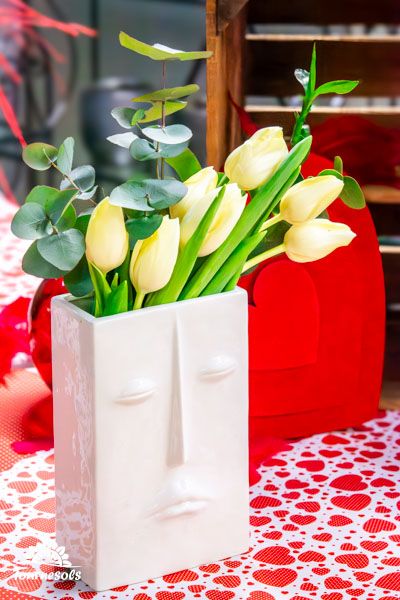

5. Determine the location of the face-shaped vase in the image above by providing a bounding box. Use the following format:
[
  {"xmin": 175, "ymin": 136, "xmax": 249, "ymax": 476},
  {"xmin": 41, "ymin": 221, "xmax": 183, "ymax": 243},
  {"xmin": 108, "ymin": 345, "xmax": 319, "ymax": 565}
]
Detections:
[{"xmin": 52, "ymin": 288, "xmax": 249, "ymax": 591}]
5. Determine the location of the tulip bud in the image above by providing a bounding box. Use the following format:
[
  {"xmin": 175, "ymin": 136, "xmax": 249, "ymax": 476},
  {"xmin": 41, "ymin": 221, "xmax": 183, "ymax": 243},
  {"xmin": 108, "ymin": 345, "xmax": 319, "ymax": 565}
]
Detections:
[
  {"xmin": 170, "ymin": 166, "xmax": 218, "ymax": 220},
  {"xmin": 85, "ymin": 197, "xmax": 128, "ymax": 273},
  {"xmin": 179, "ymin": 183, "xmax": 246, "ymax": 257},
  {"xmin": 280, "ymin": 175, "xmax": 344, "ymax": 224},
  {"xmin": 224, "ymin": 127, "xmax": 288, "ymax": 190},
  {"xmin": 284, "ymin": 218, "xmax": 356, "ymax": 263},
  {"xmin": 130, "ymin": 216, "xmax": 180, "ymax": 294}
]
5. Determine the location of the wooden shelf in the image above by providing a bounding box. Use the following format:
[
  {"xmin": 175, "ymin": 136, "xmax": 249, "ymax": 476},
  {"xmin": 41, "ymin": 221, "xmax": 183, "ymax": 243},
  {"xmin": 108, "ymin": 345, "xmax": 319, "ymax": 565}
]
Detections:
[
  {"xmin": 245, "ymin": 105, "xmax": 400, "ymax": 115},
  {"xmin": 246, "ymin": 33, "xmax": 400, "ymax": 43},
  {"xmin": 248, "ymin": 0, "xmax": 400, "ymax": 25}
]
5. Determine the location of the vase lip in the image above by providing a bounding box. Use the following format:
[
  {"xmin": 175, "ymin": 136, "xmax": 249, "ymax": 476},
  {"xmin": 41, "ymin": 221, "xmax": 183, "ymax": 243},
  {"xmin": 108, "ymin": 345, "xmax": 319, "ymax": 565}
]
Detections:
[{"xmin": 51, "ymin": 287, "xmax": 247, "ymax": 325}]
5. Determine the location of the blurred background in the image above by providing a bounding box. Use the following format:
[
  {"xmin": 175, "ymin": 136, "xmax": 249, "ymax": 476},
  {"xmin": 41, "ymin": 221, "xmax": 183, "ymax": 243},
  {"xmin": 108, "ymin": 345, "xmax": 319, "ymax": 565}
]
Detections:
[{"xmin": 0, "ymin": 0, "xmax": 399, "ymax": 404}]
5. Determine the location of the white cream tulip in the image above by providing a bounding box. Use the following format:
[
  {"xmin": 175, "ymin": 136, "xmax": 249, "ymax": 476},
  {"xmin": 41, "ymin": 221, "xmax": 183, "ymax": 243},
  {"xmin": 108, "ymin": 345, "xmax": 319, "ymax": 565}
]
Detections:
[
  {"xmin": 179, "ymin": 183, "xmax": 246, "ymax": 257},
  {"xmin": 280, "ymin": 175, "xmax": 344, "ymax": 224},
  {"xmin": 130, "ymin": 216, "xmax": 180, "ymax": 303},
  {"xmin": 170, "ymin": 166, "xmax": 218, "ymax": 220},
  {"xmin": 85, "ymin": 197, "xmax": 128, "ymax": 273},
  {"xmin": 284, "ymin": 218, "xmax": 356, "ymax": 263},
  {"xmin": 224, "ymin": 127, "xmax": 288, "ymax": 190}
]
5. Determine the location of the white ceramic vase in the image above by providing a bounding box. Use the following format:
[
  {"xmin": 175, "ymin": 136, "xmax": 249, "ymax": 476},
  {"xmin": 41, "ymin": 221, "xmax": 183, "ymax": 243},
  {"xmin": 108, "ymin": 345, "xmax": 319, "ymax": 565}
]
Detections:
[{"xmin": 51, "ymin": 288, "xmax": 249, "ymax": 591}]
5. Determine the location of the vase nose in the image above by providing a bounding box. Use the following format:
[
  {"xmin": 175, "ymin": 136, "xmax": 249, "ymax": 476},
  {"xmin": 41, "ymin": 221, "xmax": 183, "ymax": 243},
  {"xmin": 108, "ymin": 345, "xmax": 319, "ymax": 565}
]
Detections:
[{"xmin": 167, "ymin": 318, "xmax": 188, "ymax": 468}]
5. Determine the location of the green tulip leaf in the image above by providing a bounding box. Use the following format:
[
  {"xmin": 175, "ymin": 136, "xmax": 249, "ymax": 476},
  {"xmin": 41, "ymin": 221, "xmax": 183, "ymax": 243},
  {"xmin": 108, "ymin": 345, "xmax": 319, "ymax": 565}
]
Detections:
[
  {"xmin": 37, "ymin": 229, "xmax": 85, "ymax": 271},
  {"xmin": 57, "ymin": 137, "xmax": 75, "ymax": 175},
  {"xmin": 341, "ymin": 175, "xmax": 366, "ymax": 209},
  {"xmin": 109, "ymin": 181, "xmax": 154, "ymax": 211},
  {"xmin": 146, "ymin": 186, "xmax": 226, "ymax": 307},
  {"xmin": 22, "ymin": 142, "xmax": 58, "ymax": 171},
  {"xmin": 180, "ymin": 136, "xmax": 312, "ymax": 299},
  {"xmin": 145, "ymin": 178, "xmax": 187, "ymax": 209},
  {"xmin": 165, "ymin": 148, "xmax": 202, "ymax": 180},
  {"xmin": 22, "ymin": 241, "xmax": 67, "ymax": 278},
  {"xmin": 132, "ymin": 84, "xmax": 199, "ymax": 103},
  {"xmin": 308, "ymin": 43, "xmax": 317, "ymax": 96},
  {"xmin": 142, "ymin": 124, "xmax": 192, "ymax": 145},
  {"xmin": 314, "ymin": 79, "xmax": 359, "ymax": 98},
  {"xmin": 64, "ymin": 255, "xmax": 93, "ymax": 297},
  {"xmin": 107, "ymin": 132, "xmax": 138, "ymax": 148},
  {"xmin": 11, "ymin": 203, "xmax": 52, "ymax": 240},
  {"xmin": 88, "ymin": 262, "xmax": 111, "ymax": 317},
  {"xmin": 129, "ymin": 138, "xmax": 159, "ymax": 161},
  {"xmin": 74, "ymin": 211, "xmax": 93, "ymax": 235},
  {"xmin": 103, "ymin": 281, "xmax": 128, "ymax": 316},
  {"xmin": 119, "ymin": 32, "xmax": 212, "ymax": 61},
  {"xmin": 125, "ymin": 214, "xmax": 163, "ymax": 240},
  {"xmin": 139, "ymin": 100, "xmax": 187, "ymax": 123}
]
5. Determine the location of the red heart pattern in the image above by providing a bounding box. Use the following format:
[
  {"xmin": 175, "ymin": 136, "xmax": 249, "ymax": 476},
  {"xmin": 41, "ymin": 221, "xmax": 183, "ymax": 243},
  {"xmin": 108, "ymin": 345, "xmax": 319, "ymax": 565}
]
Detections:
[{"xmin": 0, "ymin": 410, "xmax": 399, "ymax": 599}]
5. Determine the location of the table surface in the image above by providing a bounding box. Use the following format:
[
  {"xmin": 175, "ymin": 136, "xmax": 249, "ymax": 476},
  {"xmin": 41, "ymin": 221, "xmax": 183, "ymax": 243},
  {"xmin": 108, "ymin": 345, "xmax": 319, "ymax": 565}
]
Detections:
[{"xmin": 1, "ymin": 197, "xmax": 400, "ymax": 600}]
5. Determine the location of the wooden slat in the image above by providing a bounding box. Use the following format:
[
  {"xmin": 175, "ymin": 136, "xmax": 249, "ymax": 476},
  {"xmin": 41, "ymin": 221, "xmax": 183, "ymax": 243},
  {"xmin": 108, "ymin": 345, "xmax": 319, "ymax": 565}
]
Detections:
[
  {"xmin": 206, "ymin": 0, "xmax": 246, "ymax": 167},
  {"xmin": 246, "ymin": 33, "xmax": 400, "ymax": 43},
  {"xmin": 247, "ymin": 0, "xmax": 400, "ymax": 25},
  {"xmin": 246, "ymin": 39, "xmax": 400, "ymax": 96},
  {"xmin": 245, "ymin": 106, "xmax": 400, "ymax": 138},
  {"xmin": 217, "ymin": 0, "xmax": 250, "ymax": 32}
]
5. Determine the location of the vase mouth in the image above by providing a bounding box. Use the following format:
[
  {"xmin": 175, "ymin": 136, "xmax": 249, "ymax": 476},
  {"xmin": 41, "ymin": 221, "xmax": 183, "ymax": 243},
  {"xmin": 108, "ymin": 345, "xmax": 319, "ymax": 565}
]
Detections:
[{"xmin": 51, "ymin": 287, "xmax": 247, "ymax": 324}]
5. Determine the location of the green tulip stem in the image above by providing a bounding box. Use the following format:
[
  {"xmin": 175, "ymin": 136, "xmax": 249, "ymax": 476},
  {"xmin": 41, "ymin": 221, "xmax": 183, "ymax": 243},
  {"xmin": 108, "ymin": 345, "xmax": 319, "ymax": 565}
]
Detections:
[
  {"xmin": 133, "ymin": 290, "xmax": 145, "ymax": 310},
  {"xmin": 259, "ymin": 213, "xmax": 283, "ymax": 232},
  {"xmin": 219, "ymin": 174, "xmax": 229, "ymax": 186},
  {"xmin": 242, "ymin": 243, "xmax": 285, "ymax": 273}
]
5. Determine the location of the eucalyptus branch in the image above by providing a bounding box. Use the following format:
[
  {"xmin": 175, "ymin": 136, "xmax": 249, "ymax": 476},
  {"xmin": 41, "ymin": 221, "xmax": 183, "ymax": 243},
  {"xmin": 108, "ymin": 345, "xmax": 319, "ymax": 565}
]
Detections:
[{"xmin": 50, "ymin": 160, "xmax": 80, "ymax": 191}]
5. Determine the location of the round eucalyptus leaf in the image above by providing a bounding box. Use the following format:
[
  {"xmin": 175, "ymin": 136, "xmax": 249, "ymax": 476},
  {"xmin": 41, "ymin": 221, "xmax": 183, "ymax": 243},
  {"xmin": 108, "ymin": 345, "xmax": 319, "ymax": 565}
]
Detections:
[
  {"xmin": 107, "ymin": 132, "xmax": 138, "ymax": 149},
  {"xmin": 64, "ymin": 255, "xmax": 93, "ymax": 297},
  {"xmin": 159, "ymin": 141, "xmax": 189, "ymax": 158},
  {"xmin": 111, "ymin": 107, "xmax": 136, "ymax": 129},
  {"xmin": 11, "ymin": 203, "xmax": 52, "ymax": 240},
  {"xmin": 45, "ymin": 188, "xmax": 77, "ymax": 224},
  {"xmin": 22, "ymin": 143, "xmax": 58, "ymax": 171},
  {"xmin": 125, "ymin": 214, "xmax": 163, "ymax": 240},
  {"xmin": 26, "ymin": 185, "xmax": 60, "ymax": 209},
  {"xmin": 22, "ymin": 241, "xmax": 67, "ymax": 279},
  {"xmin": 129, "ymin": 138, "xmax": 159, "ymax": 161},
  {"xmin": 143, "ymin": 124, "xmax": 192, "ymax": 145},
  {"xmin": 56, "ymin": 205, "xmax": 77, "ymax": 232},
  {"xmin": 341, "ymin": 176, "xmax": 366, "ymax": 209},
  {"xmin": 61, "ymin": 165, "xmax": 95, "ymax": 192},
  {"xmin": 139, "ymin": 101, "xmax": 187, "ymax": 123},
  {"xmin": 133, "ymin": 85, "xmax": 199, "ymax": 103},
  {"xmin": 77, "ymin": 186, "xmax": 98, "ymax": 200},
  {"xmin": 144, "ymin": 178, "xmax": 187, "ymax": 209},
  {"xmin": 57, "ymin": 137, "xmax": 75, "ymax": 175},
  {"xmin": 37, "ymin": 229, "xmax": 85, "ymax": 271},
  {"xmin": 109, "ymin": 181, "xmax": 153, "ymax": 211}
]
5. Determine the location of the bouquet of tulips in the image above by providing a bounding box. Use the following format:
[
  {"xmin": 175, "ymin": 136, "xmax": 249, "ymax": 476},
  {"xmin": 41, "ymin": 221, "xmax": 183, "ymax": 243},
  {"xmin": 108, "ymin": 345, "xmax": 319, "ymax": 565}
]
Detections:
[{"xmin": 12, "ymin": 35, "xmax": 365, "ymax": 316}]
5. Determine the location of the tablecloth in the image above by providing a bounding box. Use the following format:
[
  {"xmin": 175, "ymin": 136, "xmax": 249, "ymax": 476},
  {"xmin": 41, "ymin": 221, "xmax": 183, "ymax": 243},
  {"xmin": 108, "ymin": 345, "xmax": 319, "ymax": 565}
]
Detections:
[
  {"xmin": 0, "ymin": 412, "xmax": 399, "ymax": 599},
  {"xmin": 1, "ymin": 196, "xmax": 400, "ymax": 599}
]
